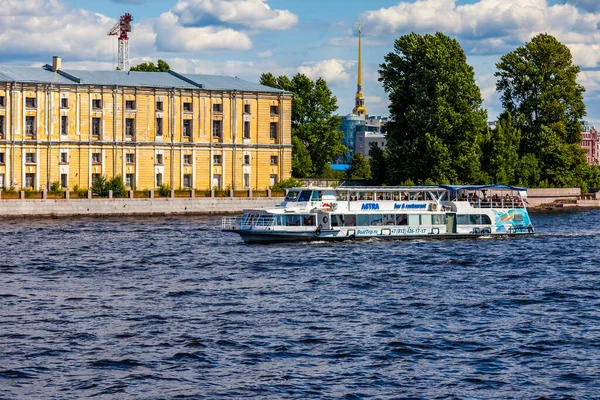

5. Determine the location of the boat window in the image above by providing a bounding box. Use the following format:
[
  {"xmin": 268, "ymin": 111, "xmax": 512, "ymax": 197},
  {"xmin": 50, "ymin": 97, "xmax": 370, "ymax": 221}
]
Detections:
[
  {"xmin": 357, "ymin": 214, "xmax": 370, "ymax": 226},
  {"xmin": 349, "ymin": 191, "xmax": 358, "ymax": 201},
  {"xmin": 432, "ymin": 214, "xmax": 445, "ymax": 225},
  {"xmin": 408, "ymin": 214, "xmax": 420, "ymax": 226},
  {"xmin": 457, "ymin": 215, "xmax": 469, "ymax": 225},
  {"xmin": 331, "ymin": 214, "xmax": 343, "ymax": 227},
  {"xmin": 395, "ymin": 214, "xmax": 408, "ymax": 225},
  {"xmin": 393, "ymin": 192, "xmax": 400, "ymax": 201},
  {"xmin": 285, "ymin": 215, "xmax": 301, "ymax": 226},
  {"xmin": 383, "ymin": 192, "xmax": 393, "ymax": 201},
  {"xmin": 469, "ymin": 214, "xmax": 480, "ymax": 225},
  {"xmin": 482, "ymin": 215, "xmax": 492, "ymax": 224},
  {"xmin": 420, "ymin": 214, "xmax": 432, "ymax": 225},
  {"xmin": 383, "ymin": 214, "xmax": 395, "ymax": 225},
  {"xmin": 337, "ymin": 192, "xmax": 348, "ymax": 201},
  {"xmin": 298, "ymin": 191, "xmax": 312, "ymax": 202},
  {"xmin": 284, "ymin": 191, "xmax": 299, "ymax": 202},
  {"xmin": 409, "ymin": 192, "xmax": 419, "ymax": 201},
  {"xmin": 274, "ymin": 215, "xmax": 285, "ymax": 226},
  {"xmin": 401, "ymin": 191, "xmax": 409, "ymax": 201},
  {"xmin": 311, "ymin": 191, "xmax": 321, "ymax": 201},
  {"xmin": 345, "ymin": 214, "xmax": 356, "ymax": 226},
  {"xmin": 375, "ymin": 192, "xmax": 384, "ymax": 200},
  {"xmin": 302, "ymin": 214, "xmax": 315, "ymax": 226},
  {"xmin": 369, "ymin": 214, "xmax": 383, "ymax": 226}
]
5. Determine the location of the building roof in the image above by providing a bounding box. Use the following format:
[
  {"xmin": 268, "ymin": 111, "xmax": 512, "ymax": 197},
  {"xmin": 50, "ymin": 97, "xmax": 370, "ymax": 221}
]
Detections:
[{"xmin": 0, "ymin": 64, "xmax": 289, "ymax": 94}]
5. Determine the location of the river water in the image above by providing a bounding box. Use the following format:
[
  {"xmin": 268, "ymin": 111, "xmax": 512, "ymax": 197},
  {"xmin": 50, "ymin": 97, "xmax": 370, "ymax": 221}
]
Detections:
[{"xmin": 1, "ymin": 211, "xmax": 599, "ymax": 399}]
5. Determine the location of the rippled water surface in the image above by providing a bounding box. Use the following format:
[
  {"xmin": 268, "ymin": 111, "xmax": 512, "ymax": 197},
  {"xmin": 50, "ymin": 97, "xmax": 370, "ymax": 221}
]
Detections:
[{"xmin": 1, "ymin": 211, "xmax": 600, "ymax": 399}]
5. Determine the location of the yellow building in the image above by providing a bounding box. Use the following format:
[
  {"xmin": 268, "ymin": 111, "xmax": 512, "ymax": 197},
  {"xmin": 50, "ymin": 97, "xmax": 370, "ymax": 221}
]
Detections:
[{"xmin": 0, "ymin": 57, "xmax": 292, "ymax": 191}]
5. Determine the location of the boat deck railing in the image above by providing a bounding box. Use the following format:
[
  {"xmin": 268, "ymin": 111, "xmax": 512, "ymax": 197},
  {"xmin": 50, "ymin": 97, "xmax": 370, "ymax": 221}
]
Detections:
[
  {"xmin": 459, "ymin": 199, "xmax": 526, "ymax": 209},
  {"xmin": 222, "ymin": 215, "xmax": 275, "ymax": 230}
]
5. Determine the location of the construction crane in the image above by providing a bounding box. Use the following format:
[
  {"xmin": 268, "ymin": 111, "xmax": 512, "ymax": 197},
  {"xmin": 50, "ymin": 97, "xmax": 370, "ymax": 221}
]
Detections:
[{"xmin": 108, "ymin": 13, "xmax": 133, "ymax": 71}]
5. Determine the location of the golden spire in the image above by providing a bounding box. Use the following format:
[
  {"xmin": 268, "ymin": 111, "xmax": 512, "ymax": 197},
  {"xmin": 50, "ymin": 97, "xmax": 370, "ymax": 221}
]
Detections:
[{"xmin": 353, "ymin": 24, "xmax": 368, "ymax": 117}]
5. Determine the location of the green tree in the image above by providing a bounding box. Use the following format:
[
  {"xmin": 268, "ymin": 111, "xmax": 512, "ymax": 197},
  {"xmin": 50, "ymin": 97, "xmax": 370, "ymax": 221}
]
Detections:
[
  {"xmin": 482, "ymin": 112, "xmax": 521, "ymax": 184},
  {"xmin": 345, "ymin": 153, "xmax": 371, "ymax": 180},
  {"xmin": 369, "ymin": 142, "xmax": 389, "ymax": 185},
  {"xmin": 379, "ymin": 32, "xmax": 487, "ymax": 185},
  {"xmin": 495, "ymin": 33, "xmax": 587, "ymax": 187},
  {"xmin": 130, "ymin": 59, "xmax": 170, "ymax": 72},
  {"xmin": 259, "ymin": 72, "xmax": 346, "ymax": 177}
]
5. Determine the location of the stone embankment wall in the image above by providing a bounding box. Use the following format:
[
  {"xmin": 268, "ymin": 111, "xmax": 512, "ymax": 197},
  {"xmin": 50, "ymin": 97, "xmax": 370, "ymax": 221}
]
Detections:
[
  {"xmin": 0, "ymin": 197, "xmax": 283, "ymax": 217},
  {"xmin": 526, "ymin": 188, "xmax": 581, "ymax": 207}
]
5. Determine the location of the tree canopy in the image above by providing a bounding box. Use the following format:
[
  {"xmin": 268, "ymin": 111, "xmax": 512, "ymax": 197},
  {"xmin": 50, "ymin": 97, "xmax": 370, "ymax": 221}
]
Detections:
[
  {"xmin": 259, "ymin": 72, "xmax": 346, "ymax": 177},
  {"xmin": 346, "ymin": 153, "xmax": 372, "ymax": 180},
  {"xmin": 495, "ymin": 33, "xmax": 588, "ymax": 188},
  {"xmin": 379, "ymin": 32, "xmax": 488, "ymax": 185},
  {"xmin": 130, "ymin": 59, "xmax": 170, "ymax": 72}
]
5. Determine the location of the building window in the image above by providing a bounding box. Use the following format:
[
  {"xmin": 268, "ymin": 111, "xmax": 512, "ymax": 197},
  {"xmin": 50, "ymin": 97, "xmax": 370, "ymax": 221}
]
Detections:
[
  {"xmin": 183, "ymin": 154, "xmax": 192, "ymax": 165},
  {"xmin": 92, "ymin": 173, "xmax": 101, "ymax": 185},
  {"xmin": 126, "ymin": 153, "xmax": 134, "ymax": 164},
  {"xmin": 183, "ymin": 174, "xmax": 192, "ymax": 188},
  {"xmin": 125, "ymin": 173, "xmax": 134, "ymax": 188},
  {"xmin": 92, "ymin": 99, "xmax": 102, "ymax": 109},
  {"xmin": 270, "ymin": 122, "xmax": 278, "ymax": 140},
  {"xmin": 61, "ymin": 98, "xmax": 69, "ymax": 108},
  {"xmin": 92, "ymin": 153, "xmax": 101, "ymax": 164},
  {"xmin": 61, "ymin": 115, "xmax": 68, "ymax": 135},
  {"xmin": 270, "ymin": 105, "xmax": 279, "ymax": 115},
  {"xmin": 125, "ymin": 118, "xmax": 135, "ymax": 138},
  {"xmin": 243, "ymin": 154, "xmax": 250, "ymax": 165},
  {"xmin": 0, "ymin": 153, "xmax": 4, "ymax": 164},
  {"xmin": 25, "ymin": 116, "xmax": 36, "ymax": 135},
  {"xmin": 213, "ymin": 154, "xmax": 222, "ymax": 165},
  {"xmin": 270, "ymin": 174, "xmax": 278, "ymax": 186},
  {"xmin": 270, "ymin": 155, "xmax": 278, "ymax": 165},
  {"xmin": 243, "ymin": 121, "xmax": 251, "ymax": 139},
  {"xmin": 243, "ymin": 173, "xmax": 250, "ymax": 188},
  {"xmin": 156, "ymin": 153, "xmax": 164, "ymax": 165},
  {"xmin": 156, "ymin": 100, "xmax": 163, "ymax": 111},
  {"xmin": 183, "ymin": 119, "xmax": 192, "ymax": 137},
  {"xmin": 0, "ymin": 115, "xmax": 4, "ymax": 136},
  {"xmin": 212, "ymin": 120, "xmax": 222, "ymax": 138},
  {"xmin": 156, "ymin": 173, "xmax": 163, "ymax": 187},
  {"xmin": 212, "ymin": 103, "xmax": 222, "ymax": 113},
  {"xmin": 61, "ymin": 173, "xmax": 68, "ymax": 188},
  {"xmin": 92, "ymin": 117, "xmax": 101, "ymax": 136},
  {"xmin": 126, "ymin": 100, "xmax": 135, "ymax": 110},
  {"xmin": 60, "ymin": 152, "xmax": 68, "ymax": 163},
  {"xmin": 25, "ymin": 173, "xmax": 35, "ymax": 188},
  {"xmin": 156, "ymin": 117, "xmax": 163, "ymax": 136},
  {"xmin": 183, "ymin": 102, "xmax": 192, "ymax": 112},
  {"xmin": 244, "ymin": 104, "xmax": 251, "ymax": 114},
  {"xmin": 26, "ymin": 97, "xmax": 36, "ymax": 108},
  {"xmin": 0, "ymin": 96, "xmax": 5, "ymax": 107},
  {"xmin": 0, "ymin": 173, "xmax": 4, "ymax": 189},
  {"xmin": 25, "ymin": 152, "xmax": 35, "ymax": 163}
]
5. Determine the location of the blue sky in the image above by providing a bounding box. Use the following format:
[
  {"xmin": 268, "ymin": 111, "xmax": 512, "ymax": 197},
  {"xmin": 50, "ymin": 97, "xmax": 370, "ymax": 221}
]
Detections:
[{"xmin": 5, "ymin": 0, "xmax": 600, "ymax": 122}]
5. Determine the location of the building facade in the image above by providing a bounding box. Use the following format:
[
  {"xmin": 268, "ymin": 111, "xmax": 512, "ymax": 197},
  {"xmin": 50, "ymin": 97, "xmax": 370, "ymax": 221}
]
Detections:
[
  {"xmin": 581, "ymin": 122, "xmax": 599, "ymax": 166},
  {"xmin": 0, "ymin": 57, "xmax": 292, "ymax": 191},
  {"xmin": 354, "ymin": 116, "xmax": 388, "ymax": 160}
]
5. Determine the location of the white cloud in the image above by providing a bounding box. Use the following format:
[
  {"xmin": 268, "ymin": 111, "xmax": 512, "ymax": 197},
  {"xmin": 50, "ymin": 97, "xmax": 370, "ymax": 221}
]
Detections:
[
  {"xmin": 258, "ymin": 50, "xmax": 273, "ymax": 58},
  {"xmin": 154, "ymin": 12, "xmax": 252, "ymax": 52},
  {"xmin": 171, "ymin": 0, "xmax": 298, "ymax": 30},
  {"xmin": 298, "ymin": 59, "xmax": 354, "ymax": 84},
  {"xmin": 362, "ymin": 0, "xmax": 600, "ymax": 57},
  {"xmin": 365, "ymin": 95, "xmax": 384, "ymax": 104}
]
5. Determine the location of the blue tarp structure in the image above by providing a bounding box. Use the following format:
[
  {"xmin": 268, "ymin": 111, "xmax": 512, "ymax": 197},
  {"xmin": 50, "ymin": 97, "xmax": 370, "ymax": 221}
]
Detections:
[{"xmin": 330, "ymin": 164, "xmax": 351, "ymax": 171}]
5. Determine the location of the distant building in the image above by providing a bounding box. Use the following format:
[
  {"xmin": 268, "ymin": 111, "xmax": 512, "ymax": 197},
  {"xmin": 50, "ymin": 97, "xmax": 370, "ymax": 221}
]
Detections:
[
  {"xmin": 354, "ymin": 116, "xmax": 388, "ymax": 160},
  {"xmin": 581, "ymin": 122, "xmax": 599, "ymax": 165}
]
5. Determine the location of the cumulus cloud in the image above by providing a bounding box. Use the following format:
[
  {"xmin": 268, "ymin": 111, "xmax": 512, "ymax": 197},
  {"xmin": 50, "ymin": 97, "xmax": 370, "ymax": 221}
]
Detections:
[
  {"xmin": 362, "ymin": 0, "xmax": 600, "ymax": 57},
  {"xmin": 258, "ymin": 50, "xmax": 273, "ymax": 58},
  {"xmin": 0, "ymin": 0, "xmax": 118, "ymax": 61},
  {"xmin": 171, "ymin": 0, "xmax": 298, "ymax": 30},
  {"xmin": 566, "ymin": 0, "xmax": 600, "ymax": 13},
  {"xmin": 154, "ymin": 11, "xmax": 252, "ymax": 52},
  {"xmin": 298, "ymin": 59, "xmax": 354, "ymax": 84}
]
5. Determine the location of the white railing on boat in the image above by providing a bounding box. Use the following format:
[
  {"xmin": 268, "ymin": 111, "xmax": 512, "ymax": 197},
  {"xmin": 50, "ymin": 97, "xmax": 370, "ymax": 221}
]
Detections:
[
  {"xmin": 467, "ymin": 199, "xmax": 525, "ymax": 209},
  {"xmin": 222, "ymin": 215, "xmax": 275, "ymax": 230}
]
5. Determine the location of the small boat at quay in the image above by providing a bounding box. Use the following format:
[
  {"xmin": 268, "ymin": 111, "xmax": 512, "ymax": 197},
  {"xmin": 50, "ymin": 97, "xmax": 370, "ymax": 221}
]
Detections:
[{"xmin": 222, "ymin": 185, "xmax": 535, "ymax": 244}]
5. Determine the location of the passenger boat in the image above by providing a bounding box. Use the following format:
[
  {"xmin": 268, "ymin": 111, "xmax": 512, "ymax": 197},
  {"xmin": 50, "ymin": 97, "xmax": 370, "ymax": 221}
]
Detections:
[{"xmin": 222, "ymin": 185, "xmax": 534, "ymax": 243}]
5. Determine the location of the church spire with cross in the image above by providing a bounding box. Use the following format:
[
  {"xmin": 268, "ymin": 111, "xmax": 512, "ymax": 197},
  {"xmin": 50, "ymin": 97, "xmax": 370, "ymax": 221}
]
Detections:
[{"xmin": 352, "ymin": 24, "xmax": 368, "ymax": 117}]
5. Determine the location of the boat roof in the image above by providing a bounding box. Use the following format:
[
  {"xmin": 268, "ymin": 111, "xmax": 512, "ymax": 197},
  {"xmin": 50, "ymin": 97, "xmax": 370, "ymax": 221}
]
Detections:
[
  {"xmin": 285, "ymin": 185, "xmax": 528, "ymax": 191},
  {"xmin": 440, "ymin": 184, "xmax": 527, "ymax": 191}
]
